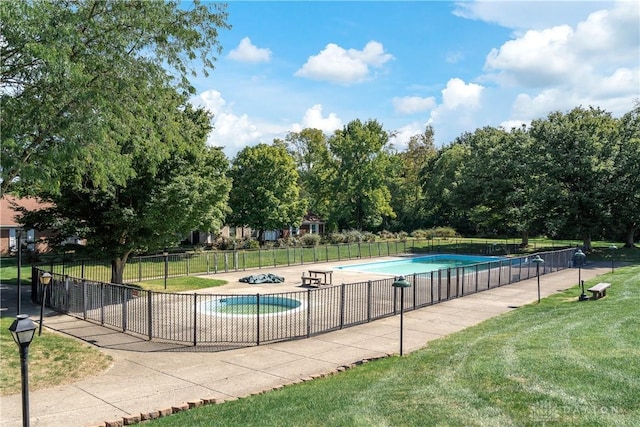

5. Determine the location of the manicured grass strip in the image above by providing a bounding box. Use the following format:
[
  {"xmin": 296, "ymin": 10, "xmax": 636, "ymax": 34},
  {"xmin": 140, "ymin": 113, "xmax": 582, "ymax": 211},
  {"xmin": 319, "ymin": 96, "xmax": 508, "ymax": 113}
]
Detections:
[
  {"xmin": 148, "ymin": 266, "xmax": 640, "ymax": 426},
  {"xmin": 0, "ymin": 317, "xmax": 113, "ymax": 396},
  {"xmin": 131, "ymin": 276, "xmax": 226, "ymax": 293}
]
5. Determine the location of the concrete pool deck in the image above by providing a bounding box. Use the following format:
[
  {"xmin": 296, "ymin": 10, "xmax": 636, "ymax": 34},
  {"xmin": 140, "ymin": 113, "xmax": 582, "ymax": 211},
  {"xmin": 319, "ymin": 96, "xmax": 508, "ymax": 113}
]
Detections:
[{"xmin": 0, "ymin": 258, "xmax": 611, "ymax": 427}]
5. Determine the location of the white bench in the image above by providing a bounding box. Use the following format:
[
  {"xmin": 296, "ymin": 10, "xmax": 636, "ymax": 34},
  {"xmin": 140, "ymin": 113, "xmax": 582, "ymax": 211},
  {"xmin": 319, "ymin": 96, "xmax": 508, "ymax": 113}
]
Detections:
[{"xmin": 587, "ymin": 282, "xmax": 610, "ymax": 300}]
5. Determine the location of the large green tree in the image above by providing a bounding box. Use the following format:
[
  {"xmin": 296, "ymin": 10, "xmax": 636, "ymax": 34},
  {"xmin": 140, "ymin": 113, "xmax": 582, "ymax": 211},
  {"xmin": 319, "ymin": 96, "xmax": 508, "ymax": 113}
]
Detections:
[
  {"xmin": 609, "ymin": 104, "xmax": 640, "ymax": 247},
  {"xmin": 227, "ymin": 143, "xmax": 307, "ymax": 243},
  {"xmin": 283, "ymin": 128, "xmax": 334, "ymax": 222},
  {"xmin": 387, "ymin": 126, "xmax": 437, "ymax": 231},
  {"xmin": 327, "ymin": 119, "xmax": 394, "ymax": 231},
  {"xmin": 19, "ymin": 89, "xmax": 231, "ymax": 284},
  {"xmin": 453, "ymin": 126, "xmax": 539, "ymax": 244},
  {"xmin": 421, "ymin": 139, "xmax": 473, "ymax": 233},
  {"xmin": 529, "ymin": 106, "xmax": 619, "ymax": 249},
  {"xmin": 1, "ymin": 0, "xmax": 229, "ymax": 196}
]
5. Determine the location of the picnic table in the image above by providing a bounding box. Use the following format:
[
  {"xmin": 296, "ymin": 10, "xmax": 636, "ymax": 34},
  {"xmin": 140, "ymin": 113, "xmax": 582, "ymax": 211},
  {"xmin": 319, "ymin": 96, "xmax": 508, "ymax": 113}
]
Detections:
[{"xmin": 301, "ymin": 269, "xmax": 333, "ymax": 287}]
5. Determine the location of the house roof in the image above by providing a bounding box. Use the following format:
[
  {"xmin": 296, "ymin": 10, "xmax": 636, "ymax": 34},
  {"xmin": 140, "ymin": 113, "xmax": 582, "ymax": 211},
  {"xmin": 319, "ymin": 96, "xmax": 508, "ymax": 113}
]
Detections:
[
  {"xmin": 302, "ymin": 212, "xmax": 325, "ymax": 224},
  {"xmin": 0, "ymin": 195, "xmax": 51, "ymax": 228}
]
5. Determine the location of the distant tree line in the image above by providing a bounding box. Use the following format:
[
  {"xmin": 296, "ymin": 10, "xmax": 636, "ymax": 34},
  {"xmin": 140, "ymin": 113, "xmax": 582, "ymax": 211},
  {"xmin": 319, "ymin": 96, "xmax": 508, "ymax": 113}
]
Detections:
[{"xmin": 273, "ymin": 104, "xmax": 639, "ymax": 251}]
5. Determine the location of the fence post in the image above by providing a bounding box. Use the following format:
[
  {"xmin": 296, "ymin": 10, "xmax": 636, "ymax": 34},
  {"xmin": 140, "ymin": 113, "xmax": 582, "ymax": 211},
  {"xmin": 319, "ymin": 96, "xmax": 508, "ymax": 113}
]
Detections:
[
  {"xmin": 214, "ymin": 253, "xmax": 218, "ymax": 273},
  {"xmin": 258, "ymin": 249, "xmax": 262, "ymax": 269},
  {"xmin": 429, "ymin": 271, "xmax": 434, "ymax": 304},
  {"xmin": 339, "ymin": 284, "xmax": 345, "ymax": 329},
  {"xmin": 412, "ymin": 273, "xmax": 417, "ymax": 308},
  {"xmin": 446, "ymin": 268, "xmax": 451, "ymax": 299},
  {"xmin": 234, "ymin": 251, "xmax": 238, "ymax": 271},
  {"xmin": 122, "ymin": 287, "xmax": 127, "ymax": 332},
  {"xmin": 206, "ymin": 253, "xmax": 210, "ymax": 274},
  {"xmin": 456, "ymin": 267, "xmax": 461, "ymax": 297},
  {"xmin": 256, "ymin": 293, "xmax": 261, "ymax": 346},
  {"xmin": 99, "ymin": 283, "xmax": 104, "ymax": 325},
  {"xmin": 224, "ymin": 253, "xmax": 229, "ymax": 272},
  {"xmin": 242, "ymin": 252, "xmax": 246, "ymax": 270},
  {"xmin": 193, "ymin": 293, "xmax": 198, "ymax": 346},
  {"xmin": 138, "ymin": 257, "xmax": 142, "ymax": 282},
  {"xmin": 82, "ymin": 280, "xmax": 87, "ymax": 320},
  {"xmin": 306, "ymin": 290, "xmax": 312, "ymax": 338},
  {"xmin": 147, "ymin": 291, "xmax": 153, "ymax": 341},
  {"xmin": 487, "ymin": 263, "xmax": 491, "ymax": 289},
  {"xmin": 186, "ymin": 256, "xmax": 190, "ymax": 275},
  {"xmin": 367, "ymin": 280, "xmax": 372, "ymax": 322},
  {"xmin": 273, "ymin": 247, "xmax": 277, "ymax": 267}
]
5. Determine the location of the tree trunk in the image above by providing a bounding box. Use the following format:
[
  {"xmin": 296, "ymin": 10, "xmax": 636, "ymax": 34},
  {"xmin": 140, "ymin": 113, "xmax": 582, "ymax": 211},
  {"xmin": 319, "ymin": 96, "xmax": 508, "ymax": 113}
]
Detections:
[
  {"xmin": 582, "ymin": 232, "xmax": 592, "ymax": 252},
  {"xmin": 110, "ymin": 251, "xmax": 131, "ymax": 284},
  {"xmin": 624, "ymin": 224, "xmax": 638, "ymax": 248},
  {"xmin": 520, "ymin": 230, "xmax": 529, "ymax": 247}
]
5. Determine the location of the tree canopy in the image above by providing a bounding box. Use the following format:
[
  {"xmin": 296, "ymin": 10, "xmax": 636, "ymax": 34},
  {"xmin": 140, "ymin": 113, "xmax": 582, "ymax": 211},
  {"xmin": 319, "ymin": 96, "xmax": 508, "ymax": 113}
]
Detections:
[
  {"xmin": 19, "ymin": 87, "xmax": 231, "ymax": 283},
  {"xmin": 1, "ymin": 0, "xmax": 229, "ymax": 196},
  {"xmin": 227, "ymin": 143, "xmax": 307, "ymax": 243},
  {"xmin": 327, "ymin": 119, "xmax": 395, "ymax": 231}
]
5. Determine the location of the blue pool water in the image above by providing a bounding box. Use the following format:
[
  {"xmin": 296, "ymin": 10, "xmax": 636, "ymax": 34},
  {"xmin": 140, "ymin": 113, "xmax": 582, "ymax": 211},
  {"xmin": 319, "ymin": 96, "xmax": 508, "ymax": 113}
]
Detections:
[
  {"xmin": 336, "ymin": 254, "xmax": 504, "ymax": 276},
  {"xmin": 201, "ymin": 295, "xmax": 303, "ymax": 315}
]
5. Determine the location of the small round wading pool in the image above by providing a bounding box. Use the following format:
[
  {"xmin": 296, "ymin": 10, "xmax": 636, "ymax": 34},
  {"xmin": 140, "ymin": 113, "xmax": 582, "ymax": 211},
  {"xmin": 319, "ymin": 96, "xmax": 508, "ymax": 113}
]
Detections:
[{"xmin": 200, "ymin": 295, "xmax": 303, "ymax": 316}]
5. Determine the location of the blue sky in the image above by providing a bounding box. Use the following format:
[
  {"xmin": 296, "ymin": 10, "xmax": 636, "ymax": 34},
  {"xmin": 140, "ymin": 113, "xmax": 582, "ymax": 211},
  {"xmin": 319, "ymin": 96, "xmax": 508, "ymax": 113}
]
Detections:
[{"xmin": 190, "ymin": 1, "xmax": 640, "ymax": 159}]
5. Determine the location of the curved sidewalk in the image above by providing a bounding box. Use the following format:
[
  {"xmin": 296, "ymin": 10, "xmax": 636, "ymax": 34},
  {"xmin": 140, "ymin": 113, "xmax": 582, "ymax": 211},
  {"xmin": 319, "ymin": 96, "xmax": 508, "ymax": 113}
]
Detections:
[{"xmin": 0, "ymin": 263, "xmax": 610, "ymax": 427}]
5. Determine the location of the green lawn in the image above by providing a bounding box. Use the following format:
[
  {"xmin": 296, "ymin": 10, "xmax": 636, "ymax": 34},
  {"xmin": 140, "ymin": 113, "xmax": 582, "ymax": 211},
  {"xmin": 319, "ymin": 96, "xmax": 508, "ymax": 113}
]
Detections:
[
  {"xmin": 147, "ymin": 265, "xmax": 640, "ymax": 426},
  {"xmin": 0, "ymin": 317, "xmax": 113, "ymax": 396},
  {"xmin": 131, "ymin": 276, "xmax": 227, "ymax": 292}
]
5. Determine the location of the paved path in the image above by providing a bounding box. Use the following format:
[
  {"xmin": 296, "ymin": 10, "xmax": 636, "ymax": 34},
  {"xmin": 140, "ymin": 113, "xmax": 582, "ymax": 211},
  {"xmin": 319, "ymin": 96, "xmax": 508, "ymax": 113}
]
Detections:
[{"xmin": 0, "ymin": 260, "xmax": 610, "ymax": 427}]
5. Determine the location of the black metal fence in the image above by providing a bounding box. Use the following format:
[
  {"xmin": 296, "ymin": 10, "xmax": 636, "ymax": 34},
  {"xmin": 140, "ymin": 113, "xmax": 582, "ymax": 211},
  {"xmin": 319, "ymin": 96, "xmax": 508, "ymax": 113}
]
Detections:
[
  {"xmin": 42, "ymin": 238, "xmax": 531, "ymax": 284},
  {"xmin": 34, "ymin": 248, "xmax": 577, "ymax": 350}
]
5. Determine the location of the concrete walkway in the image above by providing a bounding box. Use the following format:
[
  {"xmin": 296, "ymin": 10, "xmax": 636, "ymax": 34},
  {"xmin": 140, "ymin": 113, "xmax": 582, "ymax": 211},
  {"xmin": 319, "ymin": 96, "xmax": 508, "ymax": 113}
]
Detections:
[{"xmin": 0, "ymin": 260, "xmax": 610, "ymax": 427}]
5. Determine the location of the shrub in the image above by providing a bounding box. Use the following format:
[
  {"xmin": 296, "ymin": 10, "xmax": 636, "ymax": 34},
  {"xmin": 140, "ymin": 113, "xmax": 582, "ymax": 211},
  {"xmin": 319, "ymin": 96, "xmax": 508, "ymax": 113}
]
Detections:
[
  {"xmin": 411, "ymin": 229, "xmax": 428, "ymax": 239},
  {"xmin": 300, "ymin": 233, "xmax": 322, "ymax": 247},
  {"xmin": 429, "ymin": 227, "xmax": 459, "ymax": 238}
]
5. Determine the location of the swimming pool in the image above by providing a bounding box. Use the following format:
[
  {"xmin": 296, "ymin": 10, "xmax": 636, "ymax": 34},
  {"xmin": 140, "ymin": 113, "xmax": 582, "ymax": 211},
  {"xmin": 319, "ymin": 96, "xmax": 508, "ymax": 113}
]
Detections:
[
  {"xmin": 200, "ymin": 295, "xmax": 304, "ymax": 316},
  {"xmin": 336, "ymin": 254, "xmax": 505, "ymax": 276}
]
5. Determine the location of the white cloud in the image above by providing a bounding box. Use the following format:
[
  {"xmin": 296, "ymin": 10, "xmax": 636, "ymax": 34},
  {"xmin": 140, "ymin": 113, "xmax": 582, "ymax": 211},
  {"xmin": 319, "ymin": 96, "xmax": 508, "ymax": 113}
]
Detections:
[
  {"xmin": 191, "ymin": 90, "xmax": 263, "ymax": 158},
  {"xmin": 295, "ymin": 41, "xmax": 393, "ymax": 84},
  {"xmin": 452, "ymin": 0, "xmax": 612, "ymax": 30},
  {"xmin": 393, "ymin": 96, "xmax": 437, "ymax": 114},
  {"xmin": 228, "ymin": 37, "xmax": 272, "ymax": 63},
  {"xmin": 441, "ymin": 78, "xmax": 484, "ymax": 109},
  {"xmin": 291, "ymin": 104, "xmax": 343, "ymax": 134},
  {"xmin": 480, "ymin": 0, "xmax": 639, "ymax": 128},
  {"xmin": 484, "ymin": 25, "xmax": 575, "ymax": 88},
  {"xmin": 425, "ymin": 78, "xmax": 486, "ymax": 143},
  {"xmin": 388, "ymin": 122, "xmax": 425, "ymax": 151}
]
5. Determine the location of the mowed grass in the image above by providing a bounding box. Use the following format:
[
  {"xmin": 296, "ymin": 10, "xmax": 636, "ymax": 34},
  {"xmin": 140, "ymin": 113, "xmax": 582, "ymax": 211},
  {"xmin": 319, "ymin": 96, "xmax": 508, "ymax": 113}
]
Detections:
[
  {"xmin": 131, "ymin": 276, "xmax": 227, "ymax": 293},
  {"xmin": 0, "ymin": 317, "xmax": 113, "ymax": 396},
  {"xmin": 148, "ymin": 266, "xmax": 640, "ymax": 426}
]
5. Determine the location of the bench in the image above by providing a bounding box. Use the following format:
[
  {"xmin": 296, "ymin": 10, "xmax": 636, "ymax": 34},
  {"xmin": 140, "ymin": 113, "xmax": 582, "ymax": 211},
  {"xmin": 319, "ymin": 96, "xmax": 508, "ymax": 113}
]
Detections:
[
  {"xmin": 587, "ymin": 282, "xmax": 611, "ymax": 300},
  {"xmin": 301, "ymin": 276, "xmax": 321, "ymax": 287}
]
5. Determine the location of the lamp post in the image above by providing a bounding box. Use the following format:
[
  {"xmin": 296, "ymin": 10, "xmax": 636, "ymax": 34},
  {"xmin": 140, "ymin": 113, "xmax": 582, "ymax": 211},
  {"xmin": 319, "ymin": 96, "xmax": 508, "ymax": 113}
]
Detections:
[
  {"xmin": 531, "ymin": 255, "xmax": 544, "ymax": 303},
  {"xmin": 38, "ymin": 272, "xmax": 52, "ymax": 336},
  {"xmin": 16, "ymin": 229, "xmax": 23, "ymax": 315},
  {"xmin": 574, "ymin": 250, "xmax": 588, "ymax": 301},
  {"xmin": 9, "ymin": 314, "xmax": 37, "ymax": 427},
  {"xmin": 163, "ymin": 248, "xmax": 169, "ymax": 290},
  {"xmin": 392, "ymin": 276, "xmax": 411, "ymax": 356},
  {"xmin": 609, "ymin": 244, "xmax": 617, "ymax": 273}
]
